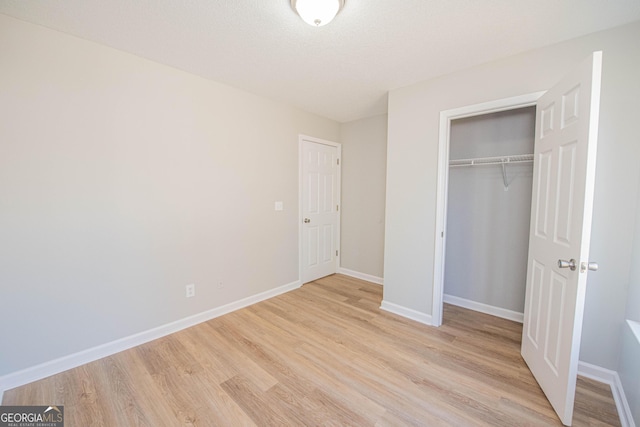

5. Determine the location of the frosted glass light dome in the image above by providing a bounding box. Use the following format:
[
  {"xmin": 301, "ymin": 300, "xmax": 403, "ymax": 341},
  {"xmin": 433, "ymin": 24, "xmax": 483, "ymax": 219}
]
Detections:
[{"xmin": 292, "ymin": 0, "xmax": 345, "ymax": 27}]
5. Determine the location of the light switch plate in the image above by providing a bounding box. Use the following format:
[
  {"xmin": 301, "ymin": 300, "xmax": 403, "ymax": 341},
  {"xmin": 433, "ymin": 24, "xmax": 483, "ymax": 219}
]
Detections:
[{"xmin": 275, "ymin": 201, "xmax": 284, "ymax": 211}]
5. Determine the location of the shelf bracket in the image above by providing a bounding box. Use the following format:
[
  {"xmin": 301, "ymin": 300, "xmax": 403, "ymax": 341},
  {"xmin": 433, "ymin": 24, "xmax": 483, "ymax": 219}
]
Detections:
[{"xmin": 501, "ymin": 160, "xmax": 509, "ymax": 190}]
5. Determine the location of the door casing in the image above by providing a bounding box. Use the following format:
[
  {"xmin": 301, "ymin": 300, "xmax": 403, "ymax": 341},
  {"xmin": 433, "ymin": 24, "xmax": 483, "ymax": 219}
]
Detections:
[{"xmin": 432, "ymin": 92, "xmax": 545, "ymax": 327}]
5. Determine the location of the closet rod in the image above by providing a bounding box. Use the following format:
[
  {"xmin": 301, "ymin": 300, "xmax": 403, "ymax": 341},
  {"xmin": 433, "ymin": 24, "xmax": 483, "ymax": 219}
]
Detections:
[
  {"xmin": 449, "ymin": 153, "xmax": 534, "ymax": 191},
  {"xmin": 448, "ymin": 153, "xmax": 534, "ymax": 168}
]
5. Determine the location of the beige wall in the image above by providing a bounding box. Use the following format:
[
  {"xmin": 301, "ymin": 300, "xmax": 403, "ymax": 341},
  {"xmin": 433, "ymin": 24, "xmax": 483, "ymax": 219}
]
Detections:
[
  {"xmin": 0, "ymin": 14, "xmax": 339, "ymax": 376},
  {"xmin": 384, "ymin": 20, "xmax": 640, "ymax": 370},
  {"xmin": 339, "ymin": 114, "xmax": 387, "ymax": 279}
]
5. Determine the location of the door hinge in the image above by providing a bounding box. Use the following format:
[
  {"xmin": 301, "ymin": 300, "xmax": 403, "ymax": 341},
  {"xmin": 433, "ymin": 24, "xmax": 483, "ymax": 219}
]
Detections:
[
  {"xmin": 336, "ymin": 204, "xmax": 339, "ymax": 212},
  {"xmin": 337, "ymin": 158, "xmax": 340, "ymax": 165},
  {"xmin": 336, "ymin": 250, "xmax": 339, "ymax": 256}
]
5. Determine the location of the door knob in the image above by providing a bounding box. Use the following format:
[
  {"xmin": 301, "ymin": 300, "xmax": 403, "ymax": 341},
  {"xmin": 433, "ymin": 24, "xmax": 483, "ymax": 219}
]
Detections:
[
  {"xmin": 303, "ymin": 218, "xmax": 311, "ymax": 223},
  {"xmin": 581, "ymin": 262, "xmax": 598, "ymax": 272},
  {"xmin": 558, "ymin": 259, "xmax": 577, "ymax": 271}
]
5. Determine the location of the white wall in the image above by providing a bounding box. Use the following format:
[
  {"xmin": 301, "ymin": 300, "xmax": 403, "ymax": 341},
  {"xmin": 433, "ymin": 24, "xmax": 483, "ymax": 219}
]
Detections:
[
  {"xmin": 384, "ymin": 20, "xmax": 640, "ymax": 370},
  {"xmin": 625, "ymin": 170, "xmax": 640, "ymax": 326},
  {"xmin": 619, "ymin": 171, "xmax": 640, "ymax": 424},
  {"xmin": 339, "ymin": 114, "xmax": 387, "ymax": 279},
  {"xmin": 445, "ymin": 108, "xmax": 535, "ymax": 313},
  {"xmin": 0, "ymin": 14, "xmax": 339, "ymax": 377},
  {"xmin": 619, "ymin": 325, "xmax": 640, "ymax": 424}
]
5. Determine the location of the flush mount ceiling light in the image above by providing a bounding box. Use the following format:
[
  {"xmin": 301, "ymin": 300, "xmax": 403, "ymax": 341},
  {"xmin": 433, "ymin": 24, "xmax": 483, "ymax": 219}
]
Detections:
[{"xmin": 291, "ymin": 0, "xmax": 345, "ymax": 27}]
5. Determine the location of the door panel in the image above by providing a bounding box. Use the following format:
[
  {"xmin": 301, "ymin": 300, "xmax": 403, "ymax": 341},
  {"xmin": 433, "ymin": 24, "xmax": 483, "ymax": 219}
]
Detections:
[
  {"xmin": 522, "ymin": 52, "xmax": 602, "ymax": 426},
  {"xmin": 554, "ymin": 142, "xmax": 577, "ymax": 246},
  {"xmin": 526, "ymin": 259, "xmax": 545, "ymax": 346}
]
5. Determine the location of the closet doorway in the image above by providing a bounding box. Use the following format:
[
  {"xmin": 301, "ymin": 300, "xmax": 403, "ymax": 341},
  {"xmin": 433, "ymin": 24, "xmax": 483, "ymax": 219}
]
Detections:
[
  {"xmin": 432, "ymin": 92, "xmax": 544, "ymax": 327},
  {"xmin": 444, "ymin": 106, "xmax": 536, "ymax": 323}
]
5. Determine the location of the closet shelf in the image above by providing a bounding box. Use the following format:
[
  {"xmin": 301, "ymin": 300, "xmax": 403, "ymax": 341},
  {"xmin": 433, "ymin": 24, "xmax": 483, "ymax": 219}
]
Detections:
[
  {"xmin": 448, "ymin": 153, "xmax": 534, "ymax": 167},
  {"xmin": 449, "ymin": 154, "xmax": 534, "ymax": 190}
]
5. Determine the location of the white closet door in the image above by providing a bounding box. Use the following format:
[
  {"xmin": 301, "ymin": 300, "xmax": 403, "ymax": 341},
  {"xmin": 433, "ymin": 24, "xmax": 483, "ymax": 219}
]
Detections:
[{"xmin": 522, "ymin": 52, "xmax": 602, "ymax": 426}]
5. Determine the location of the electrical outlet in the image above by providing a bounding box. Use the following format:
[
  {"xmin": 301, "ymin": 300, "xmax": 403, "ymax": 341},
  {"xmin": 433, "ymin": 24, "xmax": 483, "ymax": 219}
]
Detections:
[{"xmin": 186, "ymin": 284, "xmax": 195, "ymax": 298}]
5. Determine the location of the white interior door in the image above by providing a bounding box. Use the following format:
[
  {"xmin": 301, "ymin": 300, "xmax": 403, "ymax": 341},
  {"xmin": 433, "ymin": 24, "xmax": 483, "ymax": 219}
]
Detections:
[
  {"xmin": 522, "ymin": 52, "xmax": 602, "ymax": 426},
  {"xmin": 301, "ymin": 138, "xmax": 340, "ymax": 284}
]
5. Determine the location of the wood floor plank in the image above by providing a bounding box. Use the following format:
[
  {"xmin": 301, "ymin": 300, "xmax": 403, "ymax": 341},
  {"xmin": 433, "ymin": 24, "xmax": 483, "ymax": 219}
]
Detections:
[
  {"xmin": 220, "ymin": 374, "xmax": 292, "ymax": 426},
  {"xmin": 2, "ymin": 274, "xmax": 621, "ymax": 426}
]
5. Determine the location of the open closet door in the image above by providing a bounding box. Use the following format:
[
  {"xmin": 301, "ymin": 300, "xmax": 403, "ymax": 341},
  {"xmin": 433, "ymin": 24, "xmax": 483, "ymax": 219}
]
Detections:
[{"xmin": 521, "ymin": 51, "xmax": 602, "ymax": 426}]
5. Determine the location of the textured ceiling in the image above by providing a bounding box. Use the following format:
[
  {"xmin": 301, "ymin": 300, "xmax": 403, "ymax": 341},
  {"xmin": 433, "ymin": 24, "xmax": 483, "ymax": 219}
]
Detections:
[{"xmin": 1, "ymin": 1, "xmax": 640, "ymax": 122}]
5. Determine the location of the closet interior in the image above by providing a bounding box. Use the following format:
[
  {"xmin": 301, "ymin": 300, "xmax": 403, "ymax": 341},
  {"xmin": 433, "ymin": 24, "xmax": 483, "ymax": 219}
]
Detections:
[{"xmin": 443, "ymin": 106, "xmax": 536, "ymax": 322}]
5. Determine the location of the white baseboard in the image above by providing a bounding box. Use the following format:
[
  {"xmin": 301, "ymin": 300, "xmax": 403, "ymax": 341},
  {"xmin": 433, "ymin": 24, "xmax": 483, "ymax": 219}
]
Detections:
[
  {"xmin": 380, "ymin": 300, "xmax": 432, "ymax": 325},
  {"xmin": 337, "ymin": 267, "xmax": 383, "ymax": 285},
  {"xmin": 443, "ymin": 294, "xmax": 524, "ymax": 323},
  {"xmin": 0, "ymin": 280, "xmax": 301, "ymax": 399},
  {"xmin": 578, "ymin": 361, "xmax": 635, "ymax": 427}
]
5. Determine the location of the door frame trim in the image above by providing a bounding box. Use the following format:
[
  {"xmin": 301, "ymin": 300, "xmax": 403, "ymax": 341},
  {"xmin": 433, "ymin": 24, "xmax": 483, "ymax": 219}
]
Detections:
[
  {"xmin": 298, "ymin": 134, "xmax": 342, "ymax": 284},
  {"xmin": 432, "ymin": 92, "xmax": 545, "ymax": 326}
]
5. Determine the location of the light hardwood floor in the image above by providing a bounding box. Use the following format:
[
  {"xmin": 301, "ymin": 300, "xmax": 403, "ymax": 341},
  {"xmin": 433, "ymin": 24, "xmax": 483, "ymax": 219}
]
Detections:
[{"xmin": 3, "ymin": 274, "xmax": 621, "ymax": 426}]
